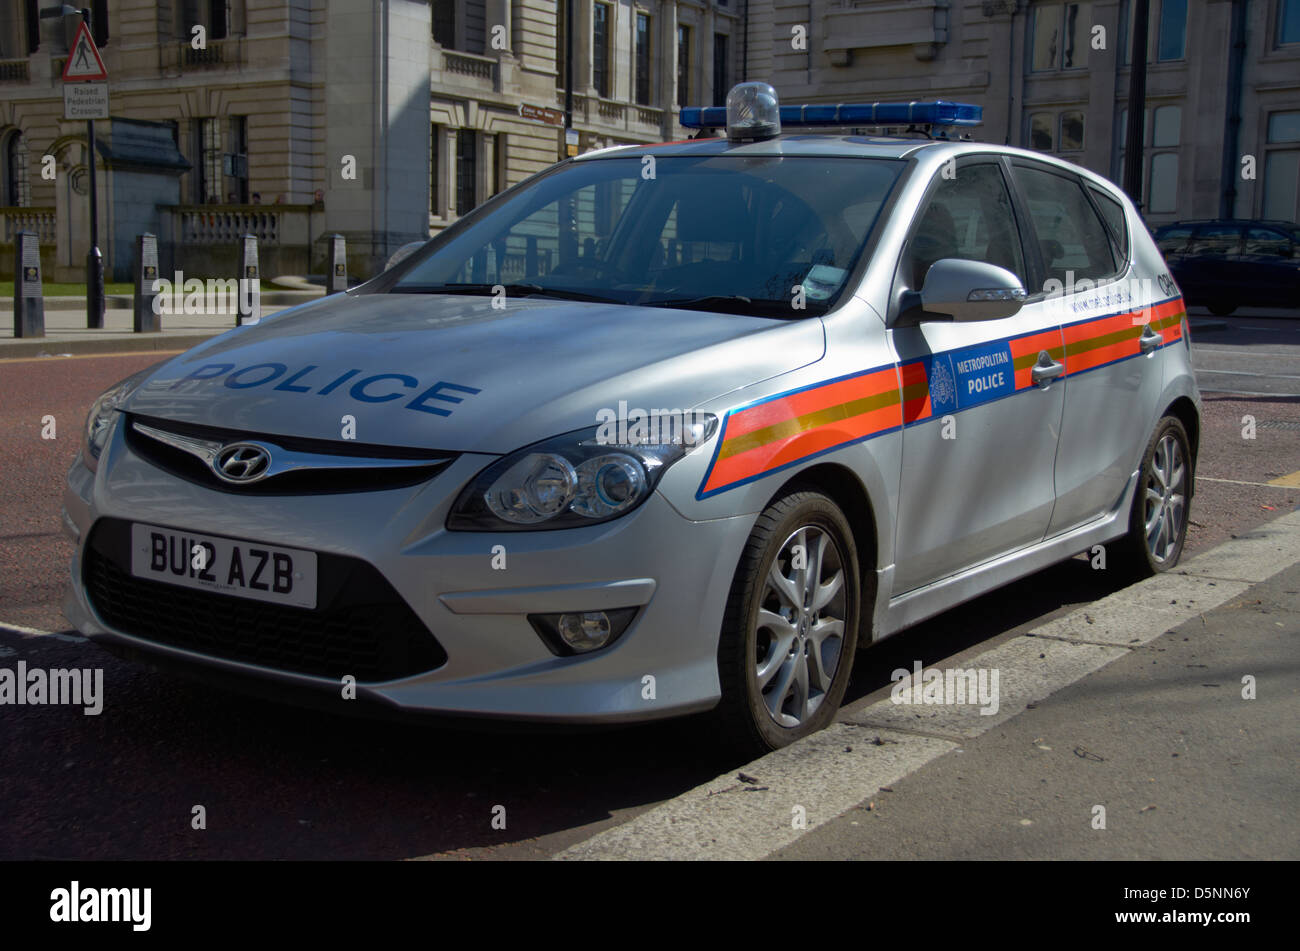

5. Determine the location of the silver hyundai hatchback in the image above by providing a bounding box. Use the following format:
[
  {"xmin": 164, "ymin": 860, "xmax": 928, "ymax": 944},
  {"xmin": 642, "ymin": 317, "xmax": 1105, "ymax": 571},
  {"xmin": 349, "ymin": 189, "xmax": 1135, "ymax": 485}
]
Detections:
[{"xmin": 64, "ymin": 84, "xmax": 1199, "ymax": 753}]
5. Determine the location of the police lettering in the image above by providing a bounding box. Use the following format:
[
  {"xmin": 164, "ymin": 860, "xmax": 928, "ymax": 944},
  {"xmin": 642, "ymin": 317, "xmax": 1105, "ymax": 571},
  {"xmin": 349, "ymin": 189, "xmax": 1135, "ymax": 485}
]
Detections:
[
  {"xmin": 170, "ymin": 363, "xmax": 481, "ymax": 417},
  {"xmin": 968, "ymin": 371, "xmax": 1005, "ymax": 394}
]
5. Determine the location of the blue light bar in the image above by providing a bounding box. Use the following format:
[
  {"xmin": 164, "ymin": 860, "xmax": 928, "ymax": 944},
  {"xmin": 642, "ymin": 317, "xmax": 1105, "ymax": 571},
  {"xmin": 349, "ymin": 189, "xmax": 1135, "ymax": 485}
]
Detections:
[{"xmin": 680, "ymin": 101, "xmax": 983, "ymax": 130}]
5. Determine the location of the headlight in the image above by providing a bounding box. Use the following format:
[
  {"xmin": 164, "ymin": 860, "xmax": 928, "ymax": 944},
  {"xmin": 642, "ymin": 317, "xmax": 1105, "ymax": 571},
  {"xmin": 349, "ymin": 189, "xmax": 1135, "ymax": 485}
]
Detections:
[
  {"xmin": 448, "ymin": 414, "xmax": 718, "ymax": 531},
  {"xmin": 82, "ymin": 368, "xmax": 155, "ymax": 470}
]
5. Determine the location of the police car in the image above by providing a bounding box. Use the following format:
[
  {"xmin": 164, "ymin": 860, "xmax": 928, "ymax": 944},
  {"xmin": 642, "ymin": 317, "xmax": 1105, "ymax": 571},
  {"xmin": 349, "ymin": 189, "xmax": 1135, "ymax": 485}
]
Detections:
[{"xmin": 64, "ymin": 83, "xmax": 1199, "ymax": 753}]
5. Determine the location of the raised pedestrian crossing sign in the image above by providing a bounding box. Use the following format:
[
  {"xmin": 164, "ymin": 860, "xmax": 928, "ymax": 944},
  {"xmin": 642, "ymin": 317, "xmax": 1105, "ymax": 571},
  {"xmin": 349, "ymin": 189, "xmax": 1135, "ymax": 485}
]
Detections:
[{"xmin": 62, "ymin": 21, "xmax": 109, "ymax": 82}]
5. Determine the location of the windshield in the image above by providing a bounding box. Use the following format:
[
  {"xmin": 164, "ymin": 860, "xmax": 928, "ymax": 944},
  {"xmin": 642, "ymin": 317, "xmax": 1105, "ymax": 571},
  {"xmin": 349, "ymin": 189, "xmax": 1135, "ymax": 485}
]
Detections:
[{"xmin": 388, "ymin": 154, "xmax": 901, "ymax": 316}]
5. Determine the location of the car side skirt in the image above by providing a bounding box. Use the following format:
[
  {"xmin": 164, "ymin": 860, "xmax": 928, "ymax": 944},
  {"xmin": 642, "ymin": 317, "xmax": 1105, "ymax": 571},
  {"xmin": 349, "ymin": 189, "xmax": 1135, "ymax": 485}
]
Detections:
[{"xmin": 871, "ymin": 467, "xmax": 1139, "ymax": 640}]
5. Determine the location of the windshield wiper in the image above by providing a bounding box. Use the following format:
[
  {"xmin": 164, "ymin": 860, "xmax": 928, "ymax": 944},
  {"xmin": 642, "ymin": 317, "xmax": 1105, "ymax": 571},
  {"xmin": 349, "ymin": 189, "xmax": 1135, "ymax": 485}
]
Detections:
[
  {"xmin": 639, "ymin": 295, "xmax": 822, "ymax": 318},
  {"xmin": 390, "ymin": 282, "xmax": 622, "ymax": 304}
]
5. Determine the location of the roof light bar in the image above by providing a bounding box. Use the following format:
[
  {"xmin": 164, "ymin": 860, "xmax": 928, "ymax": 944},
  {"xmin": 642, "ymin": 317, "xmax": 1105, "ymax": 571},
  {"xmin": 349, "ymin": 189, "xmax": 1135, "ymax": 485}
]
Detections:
[{"xmin": 681, "ymin": 99, "xmax": 983, "ymax": 131}]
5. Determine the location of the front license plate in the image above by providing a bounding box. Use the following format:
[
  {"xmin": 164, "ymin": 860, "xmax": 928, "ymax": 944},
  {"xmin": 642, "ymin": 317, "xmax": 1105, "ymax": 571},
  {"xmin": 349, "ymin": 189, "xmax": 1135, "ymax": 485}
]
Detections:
[{"xmin": 129, "ymin": 522, "xmax": 318, "ymax": 609}]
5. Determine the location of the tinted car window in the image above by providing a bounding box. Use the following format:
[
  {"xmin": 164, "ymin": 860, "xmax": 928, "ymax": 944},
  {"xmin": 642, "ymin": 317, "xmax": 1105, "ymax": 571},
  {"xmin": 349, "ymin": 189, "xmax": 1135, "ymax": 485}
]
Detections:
[
  {"xmin": 1243, "ymin": 227, "xmax": 1293, "ymax": 256},
  {"xmin": 1013, "ymin": 164, "xmax": 1117, "ymax": 286},
  {"xmin": 1088, "ymin": 185, "xmax": 1129, "ymax": 261},
  {"xmin": 1155, "ymin": 225, "xmax": 1193, "ymax": 254},
  {"xmin": 903, "ymin": 162, "xmax": 1026, "ymax": 289},
  {"xmin": 1189, "ymin": 224, "xmax": 1241, "ymax": 256}
]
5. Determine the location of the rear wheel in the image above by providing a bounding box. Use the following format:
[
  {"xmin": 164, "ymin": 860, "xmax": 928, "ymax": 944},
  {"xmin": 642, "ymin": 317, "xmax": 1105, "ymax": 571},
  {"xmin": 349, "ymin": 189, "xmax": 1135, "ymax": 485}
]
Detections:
[
  {"xmin": 1207, "ymin": 301, "xmax": 1236, "ymax": 316},
  {"xmin": 713, "ymin": 490, "xmax": 861, "ymax": 755},
  {"xmin": 1114, "ymin": 416, "xmax": 1192, "ymax": 577}
]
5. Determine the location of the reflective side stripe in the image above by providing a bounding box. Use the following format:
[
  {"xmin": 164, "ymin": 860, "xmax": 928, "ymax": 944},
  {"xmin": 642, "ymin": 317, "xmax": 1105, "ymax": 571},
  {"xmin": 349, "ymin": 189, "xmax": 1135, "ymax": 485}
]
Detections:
[
  {"xmin": 696, "ymin": 296, "xmax": 1188, "ymax": 498},
  {"xmin": 700, "ymin": 364, "xmax": 912, "ymax": 496}
]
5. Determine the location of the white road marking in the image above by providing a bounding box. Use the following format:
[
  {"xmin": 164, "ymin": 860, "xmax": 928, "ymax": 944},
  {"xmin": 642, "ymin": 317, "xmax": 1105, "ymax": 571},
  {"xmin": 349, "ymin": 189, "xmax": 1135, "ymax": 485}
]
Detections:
[
  {"xmin": 0, "ymin": 622, "xmax": 85, "ymax": 643},
  {"xmin": 556, "ymin": 510, "xmax": 1300, "ymax": 860},
  {"xmin": 1196, "ymin": 368, "xmax": 1300, "ymax": 379},
  {"xmin": 1198, "ymin": 476, "xmax": 1298, "ymax": 488},
  {"xmin": 1198, "ymin": 387, "xmax": 1300, "ymax": 397}
]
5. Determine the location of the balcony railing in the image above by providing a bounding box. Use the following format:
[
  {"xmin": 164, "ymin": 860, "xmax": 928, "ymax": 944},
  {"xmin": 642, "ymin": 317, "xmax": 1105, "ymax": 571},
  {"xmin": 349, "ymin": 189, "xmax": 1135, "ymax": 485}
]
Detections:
[
  {"xmin": 163, "ymin": 38, "xmax": 244, "ymax": 71},
  {"xmin": 0, "ymin": 59, "xmax": 29, "ymax": 83},
  {"xmin": 439, "ymin": 50, "xmax": 496, "ymax": 83},
  {"xmin": 0, "ymin": 207, "xmax": 57, "ymax": 244},
  {"xmin": 173, "ymin": 205, "xmax": 284, "ymax": 246}
]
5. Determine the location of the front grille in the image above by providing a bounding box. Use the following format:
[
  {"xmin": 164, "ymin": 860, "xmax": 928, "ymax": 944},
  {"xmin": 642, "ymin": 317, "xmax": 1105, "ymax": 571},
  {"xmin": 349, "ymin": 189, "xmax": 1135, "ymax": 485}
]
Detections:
[
  {"xmin": 83, "ymin": 518, "xmax": 447, "ymax": 683},
  {"xmin": 125, "ymin": 414, "xmax": 456, "ymax": 495}
]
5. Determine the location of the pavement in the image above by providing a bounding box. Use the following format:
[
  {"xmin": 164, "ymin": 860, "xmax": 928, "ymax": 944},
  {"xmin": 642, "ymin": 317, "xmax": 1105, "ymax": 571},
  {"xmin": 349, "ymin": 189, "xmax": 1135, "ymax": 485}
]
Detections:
[
  {"xmin": 0, "ymin": 284, "xmax": 324, "ymax": 359},
  {"xmin": 555, "ymin": 509, "xmax": 1300, "ymax": 860}
]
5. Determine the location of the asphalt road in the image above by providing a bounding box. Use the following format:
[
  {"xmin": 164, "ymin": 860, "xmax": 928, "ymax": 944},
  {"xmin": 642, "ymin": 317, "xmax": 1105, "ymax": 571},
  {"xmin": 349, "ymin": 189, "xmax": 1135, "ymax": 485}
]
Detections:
[{"xmin": 0, "ymin": 313, "xmax": 1296, "ymax": 860}]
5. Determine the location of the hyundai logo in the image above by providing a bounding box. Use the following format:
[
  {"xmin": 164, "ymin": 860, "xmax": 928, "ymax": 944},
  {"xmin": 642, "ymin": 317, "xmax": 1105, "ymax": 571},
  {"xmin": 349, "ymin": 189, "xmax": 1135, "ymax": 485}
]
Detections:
[{"xmin": 213, "ymin": 443, "xmax": 272, "ymax": 484}]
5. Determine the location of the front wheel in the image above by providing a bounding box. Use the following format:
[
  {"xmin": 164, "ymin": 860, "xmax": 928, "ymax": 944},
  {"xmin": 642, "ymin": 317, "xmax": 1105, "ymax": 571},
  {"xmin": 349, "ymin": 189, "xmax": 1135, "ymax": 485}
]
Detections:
[
  {"xmin": 1114, "ymin": 416, "xmax": 1193, "ymax": 578},
  {"xmin": 712, "ymin": 490, "xmax": 861, "ymax": 755}
]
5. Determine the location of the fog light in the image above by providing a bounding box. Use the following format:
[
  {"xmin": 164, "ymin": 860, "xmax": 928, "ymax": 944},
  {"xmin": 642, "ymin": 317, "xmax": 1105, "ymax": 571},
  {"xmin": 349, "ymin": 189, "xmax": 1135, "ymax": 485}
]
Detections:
[
  {"xmin": 528, "ymin": 607, "xmax": 639, "ymax": 656},
  {"xmin": 559, "ymin": 612, "xmax": 611, "ymax": 650}
]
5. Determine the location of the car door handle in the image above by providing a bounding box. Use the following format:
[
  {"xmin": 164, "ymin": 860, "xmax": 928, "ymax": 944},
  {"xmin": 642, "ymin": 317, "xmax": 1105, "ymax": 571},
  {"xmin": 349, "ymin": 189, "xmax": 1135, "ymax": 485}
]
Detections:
[
  {"xmin": 1031, "ymin": 351, "xmax": 1065, "ymax": 385},
  {"xmin": 1139, "ymin": 324, "xmax": 1163, "ymax": 353}
]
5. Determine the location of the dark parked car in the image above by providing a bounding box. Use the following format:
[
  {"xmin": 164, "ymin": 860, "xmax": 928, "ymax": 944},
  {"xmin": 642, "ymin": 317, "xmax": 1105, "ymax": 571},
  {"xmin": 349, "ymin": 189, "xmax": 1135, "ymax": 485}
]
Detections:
[{"xmin": 1154, "ymin": 219, "xmax": 1299, "ymax": 315}]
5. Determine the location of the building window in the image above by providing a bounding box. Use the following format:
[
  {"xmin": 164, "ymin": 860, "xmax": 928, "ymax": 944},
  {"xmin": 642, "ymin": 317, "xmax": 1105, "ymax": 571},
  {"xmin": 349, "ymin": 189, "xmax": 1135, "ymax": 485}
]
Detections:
[
  {"xmin": 1156, "ymin": 0, "xmax": 1186, "ymax": 60},
  {"xmin": 593, "ymin": 2, "xmax": 611, "ymax": 98},
  {"xmin": 194, "ymin": 118, "xmax": 223, "ymax": 204},
  {"xmin": 180, "ymin": 0, "xmax": 230, "ymax": 41},
  {"xmin": 432, "ymin": 0, "xmax": 455, "ymax": 48},
  {"xmin": 4, "ymin": 131, "xmax": 30, "ymax": 207},
  {"xmin": 1263, "ymin": 110, "xmax": 1300, "ymax": 219},
  {"xmin": 1147, "ymin": 152, "xmax": 1179, "ymax": 212},
  {"xmin": 456, "ymin": 130, "xmax": 477, "ymax": 216},
  {"xmin": 1029, "ymin": 113, "xmax": 1054, "ymax": 151},
  {"xmin": 1030, "ymin": 3, "xmax": 1090, "ymax": 71},
  {"xmin": 635, "ymin": 12, "xmax": 651, "ymax": 106},
  {"xmin": 677, "ymin": 24, "xmax": 691, "ymax": 108},
  {"xmin": 430, "ymin": 123, "xmax": 440, "ymax": 217},
  {"xmin": 1060, "ymin": 111, "xmax": 1085, "ymax": 151},
  {"xmin": 1151, "ymin": 105, "xmax": 1180, "ymax": 148},
  {"xmin": 712, "ymin": 33, "xmax": 728, "ymax": 107},
  {"xmin": 1280, "ymin": 0, "xmax": 1300, "ymax": 45}
]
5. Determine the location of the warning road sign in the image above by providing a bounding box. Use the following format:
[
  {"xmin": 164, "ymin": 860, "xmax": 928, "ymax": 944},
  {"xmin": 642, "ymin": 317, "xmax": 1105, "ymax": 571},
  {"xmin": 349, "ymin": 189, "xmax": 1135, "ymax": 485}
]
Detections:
[{"xmin": 62, "ymin": 21, "xmax": 108, "ymax": 81}]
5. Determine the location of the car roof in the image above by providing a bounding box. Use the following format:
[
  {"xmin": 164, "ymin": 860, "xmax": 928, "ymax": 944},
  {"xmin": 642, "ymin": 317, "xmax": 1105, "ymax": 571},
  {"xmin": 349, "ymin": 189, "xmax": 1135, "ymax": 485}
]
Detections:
[{"xmin": 573, "ymin": 133, "xmax": 1128, "ymax": 197}]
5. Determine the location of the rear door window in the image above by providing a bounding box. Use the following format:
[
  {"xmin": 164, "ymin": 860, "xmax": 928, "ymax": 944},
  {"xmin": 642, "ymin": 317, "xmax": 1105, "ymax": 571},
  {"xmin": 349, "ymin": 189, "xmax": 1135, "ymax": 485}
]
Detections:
[
  {"xmin": 1155, "ymin": 226, "xmax": 1193, "ymax": 255},
  {"xmin": 1189, "ymin": 224, "xmax": 1242, "ymax": 256},
  {"xmin": 1012, "ymin": 163, "xmax": 1118, "ymax": 287}
]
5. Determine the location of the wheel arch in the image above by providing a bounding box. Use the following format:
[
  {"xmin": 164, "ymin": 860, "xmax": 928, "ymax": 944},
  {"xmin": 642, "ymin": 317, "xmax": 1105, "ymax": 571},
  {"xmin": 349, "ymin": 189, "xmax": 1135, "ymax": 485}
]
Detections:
[
  {"xmin": 768, "ymin": 462, "xmax": 882, "ymax": 639},
  {"xmin": 1162, "ymin": 395, "xmax": 1200, "ymax": 498}
]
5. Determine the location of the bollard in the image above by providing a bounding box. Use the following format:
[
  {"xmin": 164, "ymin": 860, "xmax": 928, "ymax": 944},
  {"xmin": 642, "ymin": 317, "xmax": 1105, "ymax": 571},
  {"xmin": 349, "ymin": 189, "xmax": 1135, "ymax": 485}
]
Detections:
[
  {"xmin": 12, "ymin": 231, "xmax": 45, "ymax": 338},
  {"xmin": 133, "ymin": 233, "xmax": 161, "ymax": 333},
  {"xmin": 326, "ymin": 234, "xmax": 347, "ymax": 295},
  {"xmin": 238, "ymin": 234, "xmax": 260, "ymax": 325}
]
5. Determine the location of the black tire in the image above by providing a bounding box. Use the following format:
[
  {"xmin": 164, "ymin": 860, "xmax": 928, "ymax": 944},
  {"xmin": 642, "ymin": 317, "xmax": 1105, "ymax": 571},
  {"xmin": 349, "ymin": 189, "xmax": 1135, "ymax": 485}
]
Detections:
[
  {"xmin": 1112, "ymin": 416, "xmax": 1193, "ymax": 579},
  {"xmin": 712, "ymin": 490, "xmax": 861, "ymax": 756},
  {"xmin": 1207, "ymin": 301, "xmax": 1236, "ymax": 316}
]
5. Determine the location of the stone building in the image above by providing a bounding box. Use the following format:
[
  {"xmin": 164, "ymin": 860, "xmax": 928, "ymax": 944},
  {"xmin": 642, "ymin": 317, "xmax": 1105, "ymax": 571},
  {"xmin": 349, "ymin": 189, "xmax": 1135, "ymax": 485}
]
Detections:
[
  {"xmin": 1, "ymin": 1, "xmax": 1296, "ymax": 283},
  {"xmin": 754, "ymin": 0, "xmax": 1300, "ymax": 226}
]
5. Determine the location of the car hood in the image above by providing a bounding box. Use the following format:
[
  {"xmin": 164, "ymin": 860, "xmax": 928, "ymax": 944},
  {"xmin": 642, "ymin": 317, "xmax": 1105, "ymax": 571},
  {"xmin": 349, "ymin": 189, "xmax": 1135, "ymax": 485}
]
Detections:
[{"xmin": 123, "ymin": 292, "xmax": 826, "ymax": 453}]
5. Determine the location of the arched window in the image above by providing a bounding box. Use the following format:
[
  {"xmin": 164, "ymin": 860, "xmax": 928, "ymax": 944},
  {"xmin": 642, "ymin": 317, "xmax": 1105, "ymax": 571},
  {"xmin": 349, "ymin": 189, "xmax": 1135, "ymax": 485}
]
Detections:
[{"xmin": 4, "ymin": 131, "xmax": 31, "ymax": 207}]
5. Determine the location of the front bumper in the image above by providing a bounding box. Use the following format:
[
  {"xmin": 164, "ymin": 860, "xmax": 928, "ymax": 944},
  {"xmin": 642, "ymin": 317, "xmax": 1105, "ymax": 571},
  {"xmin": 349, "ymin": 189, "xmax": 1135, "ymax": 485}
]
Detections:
[{"xmin": 62, "ymin": 418, "xmax": 755, "ymax": 723}]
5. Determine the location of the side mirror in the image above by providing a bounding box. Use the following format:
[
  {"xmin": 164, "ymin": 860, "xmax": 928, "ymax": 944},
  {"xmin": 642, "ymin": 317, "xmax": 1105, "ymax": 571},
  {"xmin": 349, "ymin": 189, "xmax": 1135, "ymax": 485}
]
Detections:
[{"xmin": 919, "ymin": 258, "xmax": 1027, "ymax": 322}]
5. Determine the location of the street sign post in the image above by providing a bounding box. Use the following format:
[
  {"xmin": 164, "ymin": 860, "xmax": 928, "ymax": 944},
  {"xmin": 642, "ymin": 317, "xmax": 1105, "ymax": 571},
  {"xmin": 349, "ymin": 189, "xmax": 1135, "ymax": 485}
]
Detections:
[{"xmin": 61, "ymin": 17, "xmax": 108, "ymax": 330}]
